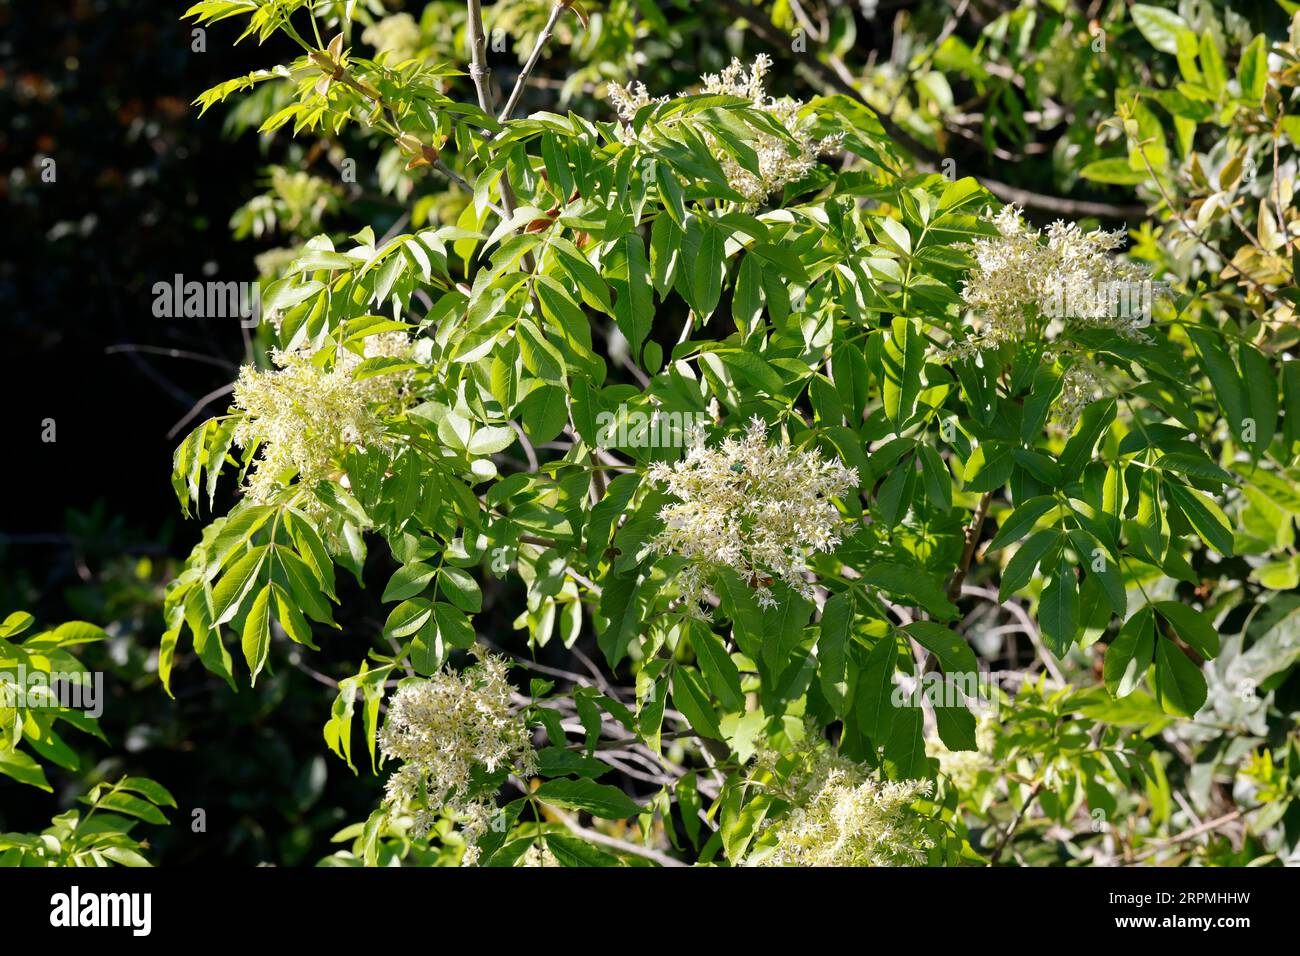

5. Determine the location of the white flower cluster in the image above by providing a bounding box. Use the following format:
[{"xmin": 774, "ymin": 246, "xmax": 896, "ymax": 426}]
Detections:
[
  {"xmin": 231, "ymin": 332, "xmax": 413, "ymax": 506},
  {"xmin": 610, "ymin": 55, "xmax": 842, "ymax": 209},
  {"xmin": 648, "ymin": 417, "xmax": 857, "ymax": 610},
  {"xmin": 752, "ymin": 743, "xmax": 935, "ymax": 867},
  {"xmin": 606, "ymin": 80, "xmax": 668, "ymax": 120},
  {"xmin": 1054, "ymin": 357, "xmax": 1106, "ymax": 431},
  {"xmin": 379, "ymin": 649, "xmax": 536, "ymax": 865},
  {"xmin": 958, "ymin": 206, "xmax": 1153, "ymax": 349}
]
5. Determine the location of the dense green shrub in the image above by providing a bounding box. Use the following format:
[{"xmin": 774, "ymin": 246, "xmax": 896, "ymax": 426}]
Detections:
[{"xmin": 9, "ymin": 0, "xmax": 1300, "ymax": 869}]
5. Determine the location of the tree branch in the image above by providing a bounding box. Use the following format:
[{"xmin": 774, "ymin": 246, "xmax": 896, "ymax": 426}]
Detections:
[
  {"xmin": 497, "ymin": 2, "xmax": 569, "ymax": 123},
  {"xmin": 717, "ymin": 0, "xmax": 1145, "ymax": 219},
  {"xmin": 987, "ymin": 781, "xmax": 1042, "ymax": 865}
]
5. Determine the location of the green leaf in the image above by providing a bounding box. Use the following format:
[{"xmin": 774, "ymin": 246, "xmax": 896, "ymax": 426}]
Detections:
[
  {"xmin": 1131, "ymin": 4, "xmax": 1191, "ymax": 55},
  {"xmin": 551, "ymin": 236, "xmax": 613, "ymax": 314},
  {"xmin": 273, "ymin": 582, "xmax": 315, "ymax": 648},
  {"xmin": 119, "ymin": 777, "xmax": 178, "ymax": 808},
  {"xmin": 715, "ymin": 569, "xmax": 765, "ymax": 661},
  {"xmin": 832, "ymin": 343, "xmax": 870, "ymax": 423},
  {"xmin": 1153, "ymin": 601, "xmax": 1220, "ymax": 658},
  {"xmin": 1199, "ymin": 31, "xmax": 1226, "ymax": 98},
  {"xmin": 170, "ymin": 421, "xmax": 207, "ymax": 516},
  {"xmin": 817, "ymin": 592, "xmax": 852, "ymax": 716},
  {"xmin": 87, "ymin": 790, "xmax": 169, "ymax": 825},
  {"xmin": 680, "ymin": 216, "xmax": 725, "ymax": 320},
  {"xmin": 1104, "ymin": 605, "xmax": 1155, "ymax": 697},
  {"xmin": 882, "ymin": 317, "xmax": 924, "ymax": 429},
  {"xmin": 158, "ymin": 626, "xmax": 179, "ymax": 698},
  {"xmin": 1238, "ymin": 34, "xmax": 1268, "ymax": 103},
  {"xmin": 313, "ymin": 480, "xmax": 371, "ymax": 527},
  {"xmin": 0, "ymin": 748, "xmax": 51, "ymax": 791},
  {"xmin": 535, "ymin": 747, "xmax": 611, "ymax": 779},
  {"xmin": 1153, "ymin": 636, "xmax": 1207, "ymax": 716},
  {"xmin": 999, "ymin": 528, "xmax": 1059, "ymax": 603},
  {"xmin": 0, "ymin": 611, "xmax": 35, "ymax": 638},
  {"xmin": 1039, "ymin": 561, "xmax": 1080, "ymax": 658},
  {"xmin": 274, "ymin": 545, "xmax": 336, "ymax": 626},
  {"xmin": 211, "ymin": 545, "xmax": 267, "ymax": 626},
  {"xmin": 856, "ymin": 635, "xmax": 898, "ymax": 742},
  {"xmin": 382, "ymin": 562, "xmax": 437, "ymax": 602},
  {"xmin": 672, "ymin": 666, "xmax": 723, "ymax": 739},
  {"xmin": 202, "ymin": 504, "xmax": 273, "ymax": 580},
  {"xmin": 1069, "ymin": 529, "xmax": 1126, "ymax": 617},
  {"xmin": 1240, "ymin": 343, "xmax": 1278, "ymax": 457},
  {"xmin": 519, "ymin": 384, "xmax": 569, "ymax": 444},
  {"xmin": 875, "ymin": 459, "xmax": 915, "ymax": 529},
  {"xmin": 917, "ymin": 444, "xmax": 953, "ymax": 512},
  {"xmin": 934, "ymin": 702, "xmax": 977, "ymax": 752},
  {"xmin": 544, "ymin": 833, "xmax": 624, "ymax": 867},
  {"xmin": 1187, "ymin": 327, "xmax": 1249, "ymax": 443},
  {"xmin": 732, "ymin": 253, "xmax": 764, "ymax": 334},
  {"xmin": 1163, "ymin": 481, "xmax": 1234, "ymax": 556},
  {"xmin": 904, "ymin": 621, "xmax": 978, "ymax": 675},
  {"xmin": 1021, "ymin": 363, "xmax": 1065, "ymax": 442},
  {"xmin": 690, "ymin": 620, "xmax": 745, "ymax": 712},
  {"xmin": 883, "ymin": 705, "xmax": 931, "ymax": 780},
  {"xmin": 410, "ymin": 616, "xmax": 444, "ymax": 675},
  {"xmin": 533, "ymin": 778, "xmax": 642, "ymax": 819},
  {"xmin": 438, "ymin": 567, "xmax": 482, "ymax": 612},
  {"xmin": 241, "ymin": 584, "xmax": 272, "ymax": 684},
  {"xmin": 987, "ymin": 496, "xmax": 1057, "ymax": 551},
  {"xmin": 287, "ymin": 511, "xmax": 337, "ymax": 599},
  {"xmin": 963, "ymin": 442, "xmax": 1015, "ymax": 492},
  {"xmin": 384, "ymin": 598, "xmax": 432, "ymax": 639},
  {"xmin": 860, "ymin": 563, "xmax": 959, "ymax": 620},
  {"xmin": 1058, "ymin": 398, "xmax": 1116, "ymax": 482},
  {"xmin": 432, "ymin": 602, "xmax": 477, "ymax": 649},
  {"xmin": 1153, "ymin": 452, "xmax": 1234, "ymax": 485},
  {"xmin": 1080, "ymin": 158, "xmax": 1151, "ymax": 185}
]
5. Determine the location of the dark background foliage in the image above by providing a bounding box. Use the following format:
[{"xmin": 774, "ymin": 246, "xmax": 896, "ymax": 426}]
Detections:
[{"xmin": 0, "ymin": 0, "xmax": 377, "ymax": 864}]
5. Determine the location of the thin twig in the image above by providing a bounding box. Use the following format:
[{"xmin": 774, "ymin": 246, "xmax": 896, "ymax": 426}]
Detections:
[
  {"xmin": 988, "ymin": 781, "xmax": 1042, "ymax": 865},
  {"xmin": 497, "ymin": 2, "xmax": 568, "ymax": 123},
  {"xmin": 946, "ymin": 491, "xmax": 992, "ymax": 601},
  {"xmin": 105, "ymin": 344, "xmax": 239, "ymax": 371},
  {"xmin": 165, "ymin": 383, "xmax": 234, "ymax": 439},
  {"xmin": 1129, "ymin": 809, "xmax": 1248, "ymax": 862}
]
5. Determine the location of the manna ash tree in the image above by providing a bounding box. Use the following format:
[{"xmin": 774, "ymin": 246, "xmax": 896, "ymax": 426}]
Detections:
[{"xmin": 147, "ymin": 0, "xmax": 1300, "ymax": 867}]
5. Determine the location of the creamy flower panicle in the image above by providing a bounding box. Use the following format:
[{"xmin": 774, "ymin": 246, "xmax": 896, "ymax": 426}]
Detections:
[
  {"xmin": 1054, "ymin": 357, "xmax": 1106, "ymax": 430},
  {"xmin": 378, "ymin": 650, "xmax": 536, "ymax": 864},
  {"xmin": 231, "ymin": 332, "xmax": 413, "ymax": 508},
  {"xmin": 610, "ymin": 55, "xmax": 842, "ymax": 209},
  {"xmin": 752, "ymin": 743, "xmax": 935, "ymax": 867},
  {"xmin": 648, "ymin": 417, "xmax": 857, "ymax": 611},
  {"xmin": 957, "ymin": 206, "xmax": 1155, "ymax": 350}
]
